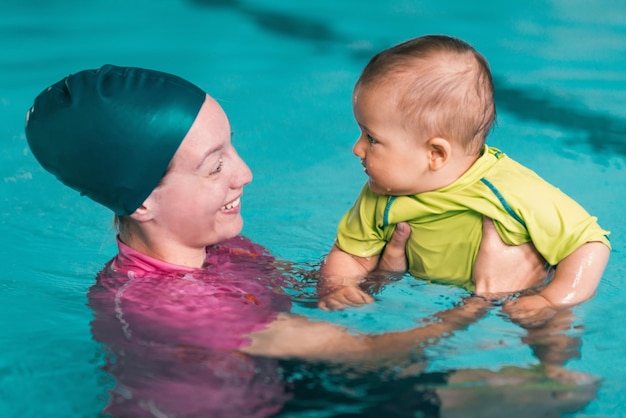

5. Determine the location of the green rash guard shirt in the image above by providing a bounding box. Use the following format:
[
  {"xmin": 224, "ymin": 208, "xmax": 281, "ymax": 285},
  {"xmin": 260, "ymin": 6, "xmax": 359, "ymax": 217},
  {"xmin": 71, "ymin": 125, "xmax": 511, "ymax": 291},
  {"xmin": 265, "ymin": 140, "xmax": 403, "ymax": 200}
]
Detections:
[{"xmin": 335, "ymin": 145, "xmax": 611, "ymax": 289}]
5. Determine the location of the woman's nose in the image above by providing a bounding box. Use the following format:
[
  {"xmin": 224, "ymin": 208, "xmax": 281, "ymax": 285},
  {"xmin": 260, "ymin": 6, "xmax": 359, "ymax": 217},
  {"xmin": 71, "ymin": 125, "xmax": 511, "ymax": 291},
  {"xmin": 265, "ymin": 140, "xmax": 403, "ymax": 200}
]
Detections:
[{"xmin": 232, "ymin": 151, "xmax": 253, "ymax": 186}]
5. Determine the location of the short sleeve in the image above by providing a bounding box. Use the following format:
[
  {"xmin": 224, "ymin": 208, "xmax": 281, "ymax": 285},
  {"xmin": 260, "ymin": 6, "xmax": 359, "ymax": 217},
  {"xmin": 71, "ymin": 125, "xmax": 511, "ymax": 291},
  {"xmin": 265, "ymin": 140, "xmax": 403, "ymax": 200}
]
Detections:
[
  {"xmin": 335, "ymin": 183, "xmax": 390, "ymax": 258},
  {"xmin": 488, "ymin": 160, "xmax": 611, "ymax": 265}
]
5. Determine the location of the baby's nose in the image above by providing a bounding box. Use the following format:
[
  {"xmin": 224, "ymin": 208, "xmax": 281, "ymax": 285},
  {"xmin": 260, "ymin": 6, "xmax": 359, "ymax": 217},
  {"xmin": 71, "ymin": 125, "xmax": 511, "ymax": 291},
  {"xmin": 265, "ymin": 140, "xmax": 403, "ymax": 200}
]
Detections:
[{"xmin": 353, "ymin": 137, "xmax": 365, "ymax": 158}]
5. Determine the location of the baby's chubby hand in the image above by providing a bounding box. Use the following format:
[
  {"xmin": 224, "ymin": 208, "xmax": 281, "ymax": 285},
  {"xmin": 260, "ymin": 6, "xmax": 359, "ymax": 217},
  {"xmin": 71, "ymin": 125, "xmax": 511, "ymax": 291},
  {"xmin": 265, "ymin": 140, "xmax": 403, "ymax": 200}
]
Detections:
[
  {"xmin": 503, "ymin": 294, "xmax": 558, "ymax": 328},
  {"xmin": 317, "ymin": 285, "xmax": 374, "ymax": 311}
]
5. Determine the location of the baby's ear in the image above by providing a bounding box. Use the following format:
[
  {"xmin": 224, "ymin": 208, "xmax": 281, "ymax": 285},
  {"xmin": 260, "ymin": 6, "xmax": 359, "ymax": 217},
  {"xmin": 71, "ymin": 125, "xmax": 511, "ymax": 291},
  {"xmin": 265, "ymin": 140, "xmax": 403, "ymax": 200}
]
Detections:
[{"xmin": 426, "ymin": 137, "xmax": 451, "ymax": 171}]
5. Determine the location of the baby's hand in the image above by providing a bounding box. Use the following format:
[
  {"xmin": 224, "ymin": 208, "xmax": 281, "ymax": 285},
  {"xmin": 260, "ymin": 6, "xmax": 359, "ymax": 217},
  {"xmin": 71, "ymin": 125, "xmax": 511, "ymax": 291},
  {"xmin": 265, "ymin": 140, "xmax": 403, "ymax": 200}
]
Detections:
[
  {"xmin": 503, "ymin": 294, "xmax": 558, "ymax": 328},
  {"xmin": 318, "ymin": 285, "xmax": 374, "ymax": 311}
]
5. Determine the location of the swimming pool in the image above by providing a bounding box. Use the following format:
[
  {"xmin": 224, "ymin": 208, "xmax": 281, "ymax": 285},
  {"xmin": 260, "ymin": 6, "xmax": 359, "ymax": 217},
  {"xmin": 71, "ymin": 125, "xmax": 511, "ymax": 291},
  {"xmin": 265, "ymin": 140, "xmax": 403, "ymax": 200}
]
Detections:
[{"xmin": 2, "ymin": 0, "xmax": 625, "ymax": 416}]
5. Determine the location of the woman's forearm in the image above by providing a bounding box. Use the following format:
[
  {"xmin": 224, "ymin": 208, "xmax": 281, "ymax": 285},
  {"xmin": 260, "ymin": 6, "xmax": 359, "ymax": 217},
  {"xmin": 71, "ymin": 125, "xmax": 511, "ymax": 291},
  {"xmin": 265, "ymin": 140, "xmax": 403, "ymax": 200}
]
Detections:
[{"xmin": 244, "ymin": 297, "xmax": 490, "ymax": 362}]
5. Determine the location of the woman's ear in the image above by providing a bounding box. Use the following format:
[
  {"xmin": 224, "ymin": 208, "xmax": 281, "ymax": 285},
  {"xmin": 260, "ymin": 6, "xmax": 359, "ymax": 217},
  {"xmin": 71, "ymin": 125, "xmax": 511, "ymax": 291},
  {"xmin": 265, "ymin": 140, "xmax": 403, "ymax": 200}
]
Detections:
[
  {"xmin": 426, "ymin": 137, "xmax": 451, "ymax": 171},
  {"xmin": 128, "ymin": 195, "xmax": 156, "ymax": 223}
]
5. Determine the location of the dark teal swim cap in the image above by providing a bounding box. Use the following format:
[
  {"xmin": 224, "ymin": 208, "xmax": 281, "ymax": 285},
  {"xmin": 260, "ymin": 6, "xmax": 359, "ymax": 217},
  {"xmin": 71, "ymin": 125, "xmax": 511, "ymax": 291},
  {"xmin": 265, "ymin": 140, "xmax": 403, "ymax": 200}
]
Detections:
[{"xmin": 25, "ymin": 65, "xmax": 206, "ymax": 215}]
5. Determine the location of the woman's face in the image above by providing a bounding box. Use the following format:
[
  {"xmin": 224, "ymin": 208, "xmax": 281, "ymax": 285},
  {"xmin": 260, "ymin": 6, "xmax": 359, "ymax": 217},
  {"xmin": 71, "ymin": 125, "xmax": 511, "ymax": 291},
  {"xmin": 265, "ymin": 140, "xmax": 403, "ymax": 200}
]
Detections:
[{"xmin": 146, "ymin": 95, "xmax": 252, "ymax": 253}]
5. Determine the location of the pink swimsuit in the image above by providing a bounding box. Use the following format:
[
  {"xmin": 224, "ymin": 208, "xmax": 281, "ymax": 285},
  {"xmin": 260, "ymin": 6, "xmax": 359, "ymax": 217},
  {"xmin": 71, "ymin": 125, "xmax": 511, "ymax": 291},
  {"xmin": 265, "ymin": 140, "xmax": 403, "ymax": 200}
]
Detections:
[{"xmin": 89, "ymin": 236, "xmax": 293, "ymax": 417}]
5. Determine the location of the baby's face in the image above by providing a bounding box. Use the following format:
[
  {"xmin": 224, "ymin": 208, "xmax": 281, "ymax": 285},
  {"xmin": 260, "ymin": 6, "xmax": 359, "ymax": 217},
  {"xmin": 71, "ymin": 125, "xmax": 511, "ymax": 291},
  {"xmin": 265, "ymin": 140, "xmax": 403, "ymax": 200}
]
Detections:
[{"xmin": 352, "ymin": 84, "xmax": 441, "ymax": 195}]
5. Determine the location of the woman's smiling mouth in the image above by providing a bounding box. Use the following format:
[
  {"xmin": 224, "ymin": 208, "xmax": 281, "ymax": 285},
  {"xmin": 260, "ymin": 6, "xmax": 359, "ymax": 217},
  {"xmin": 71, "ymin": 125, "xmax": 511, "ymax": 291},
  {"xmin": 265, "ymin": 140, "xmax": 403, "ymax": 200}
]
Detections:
[{"xmin": 221, "ymin": 197, "xmax": 241, "ymax": 211}]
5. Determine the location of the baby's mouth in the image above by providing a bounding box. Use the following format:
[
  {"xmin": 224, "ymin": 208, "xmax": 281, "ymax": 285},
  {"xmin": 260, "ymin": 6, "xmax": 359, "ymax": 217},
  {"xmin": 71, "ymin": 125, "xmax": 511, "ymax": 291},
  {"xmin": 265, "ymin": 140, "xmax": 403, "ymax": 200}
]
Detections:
[{"xmin": 221, "ymin": 197, "xmax": 240, "ymax": 210}]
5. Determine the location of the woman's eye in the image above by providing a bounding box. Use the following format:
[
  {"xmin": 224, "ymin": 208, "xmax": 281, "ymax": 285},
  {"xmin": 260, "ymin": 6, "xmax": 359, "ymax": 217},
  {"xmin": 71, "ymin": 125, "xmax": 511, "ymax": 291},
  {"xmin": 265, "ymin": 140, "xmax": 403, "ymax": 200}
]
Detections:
[
  {"xmin": 210, "ymin": 158, "xmax": 224, "ymax": 175},
  {"xmin": 366, "ymin": 134, "xmax": 378, "ymax": 144}
]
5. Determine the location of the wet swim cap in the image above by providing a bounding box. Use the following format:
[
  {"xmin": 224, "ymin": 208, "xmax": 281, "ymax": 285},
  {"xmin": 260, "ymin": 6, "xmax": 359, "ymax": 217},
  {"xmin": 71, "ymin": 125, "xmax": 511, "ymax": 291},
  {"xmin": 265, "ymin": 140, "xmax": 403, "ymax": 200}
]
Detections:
[{"xmin": 25, "ymin": 64, "xmax": 206, "ymax": 215}]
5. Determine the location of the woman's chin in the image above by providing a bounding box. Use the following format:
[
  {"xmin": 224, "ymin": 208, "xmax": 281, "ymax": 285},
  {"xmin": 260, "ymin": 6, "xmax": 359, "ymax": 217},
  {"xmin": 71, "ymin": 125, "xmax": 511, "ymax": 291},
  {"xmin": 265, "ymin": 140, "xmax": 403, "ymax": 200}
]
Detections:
[{"xmin": 224, "ymin": 220, "xmax": 245, "ymax": 240}]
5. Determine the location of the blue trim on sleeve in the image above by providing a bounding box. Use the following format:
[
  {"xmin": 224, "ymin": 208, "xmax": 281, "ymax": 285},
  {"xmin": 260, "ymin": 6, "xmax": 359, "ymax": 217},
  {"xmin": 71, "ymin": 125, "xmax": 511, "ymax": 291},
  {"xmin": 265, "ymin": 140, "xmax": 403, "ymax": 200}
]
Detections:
[
  {"xmin": 383, "ymin": 196, "xmax": 397, "ymax": 227},
  {"xmin": 480, "ymin": 178, "xmax": 526, "ymax": 228}
]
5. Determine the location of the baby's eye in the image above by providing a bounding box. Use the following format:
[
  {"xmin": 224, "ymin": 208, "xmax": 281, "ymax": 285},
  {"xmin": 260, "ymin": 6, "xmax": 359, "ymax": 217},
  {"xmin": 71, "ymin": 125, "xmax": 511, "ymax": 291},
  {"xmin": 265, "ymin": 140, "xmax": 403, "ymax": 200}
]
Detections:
[
  {"xmin": 210, "ymin": 158, "xmax": 224, "ymax": 175},
  {"xmin": 366, "ymin": 134, "xmax": 378, "ymax": 144}
]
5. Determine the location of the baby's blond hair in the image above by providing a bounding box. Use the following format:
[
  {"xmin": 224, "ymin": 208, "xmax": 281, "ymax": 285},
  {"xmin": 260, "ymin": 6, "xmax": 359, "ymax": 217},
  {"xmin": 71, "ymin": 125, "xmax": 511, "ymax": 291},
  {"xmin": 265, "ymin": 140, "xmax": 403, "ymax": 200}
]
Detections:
[{"xmin": 355, "ymin": 35, "xmax": 496, "ymax": 155}]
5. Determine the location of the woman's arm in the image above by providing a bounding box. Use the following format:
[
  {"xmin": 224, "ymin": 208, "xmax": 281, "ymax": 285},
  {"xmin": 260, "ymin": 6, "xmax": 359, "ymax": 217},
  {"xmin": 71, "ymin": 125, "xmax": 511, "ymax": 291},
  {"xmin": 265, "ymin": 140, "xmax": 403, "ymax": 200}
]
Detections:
[{"xmin": 243, "ymin": 296, "xmax": 490, "ymax": 362}]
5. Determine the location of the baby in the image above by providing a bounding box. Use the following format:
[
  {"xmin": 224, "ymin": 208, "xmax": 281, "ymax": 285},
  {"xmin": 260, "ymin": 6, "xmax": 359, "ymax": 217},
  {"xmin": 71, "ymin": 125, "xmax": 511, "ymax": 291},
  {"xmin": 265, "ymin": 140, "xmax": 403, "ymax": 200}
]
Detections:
[{"xmin": 319, "ymin": 35, "xmax": 611, "ymax": 325}]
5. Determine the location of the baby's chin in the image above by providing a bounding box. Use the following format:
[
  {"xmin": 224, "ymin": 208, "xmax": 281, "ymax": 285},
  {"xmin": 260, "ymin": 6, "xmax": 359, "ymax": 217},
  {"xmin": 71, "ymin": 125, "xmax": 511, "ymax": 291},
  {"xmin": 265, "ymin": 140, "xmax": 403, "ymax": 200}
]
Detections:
[
  {"xmin": 368, "ymin": 179, "xmax": 394, "ymax": 195},
  {"xmin": 369, "ymin": 179, "xmax": 421, "ymax": 196}
]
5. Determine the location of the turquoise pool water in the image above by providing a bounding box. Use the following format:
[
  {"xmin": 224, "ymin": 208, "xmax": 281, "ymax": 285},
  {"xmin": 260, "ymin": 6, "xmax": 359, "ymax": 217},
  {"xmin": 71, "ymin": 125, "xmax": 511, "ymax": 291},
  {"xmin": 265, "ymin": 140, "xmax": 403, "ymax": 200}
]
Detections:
[{"xmin": 2, "ymin": 0, "xmax": 625, "ymax": 416}]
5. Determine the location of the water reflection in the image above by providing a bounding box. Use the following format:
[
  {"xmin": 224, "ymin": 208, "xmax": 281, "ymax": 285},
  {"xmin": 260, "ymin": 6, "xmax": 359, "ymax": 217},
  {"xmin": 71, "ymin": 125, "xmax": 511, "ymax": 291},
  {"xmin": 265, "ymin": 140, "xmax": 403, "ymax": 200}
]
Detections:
[
  {"xmin": 278, "ymin": 361, "xmax": 599, "ymax": 418},
  {"xmin": 493, "ymin": 76, "xmax": 626, "ymax": 156},
  {"xmin": 188, "ymin": 0, "xmax": 343, "ymax": 44},
  {"xmin": 89, "ymin": 251, "xmax": 599, "ymax": 417},
  {"xmin": 188, "ymin": 0, "xmax": 626, "ymax": 158}
]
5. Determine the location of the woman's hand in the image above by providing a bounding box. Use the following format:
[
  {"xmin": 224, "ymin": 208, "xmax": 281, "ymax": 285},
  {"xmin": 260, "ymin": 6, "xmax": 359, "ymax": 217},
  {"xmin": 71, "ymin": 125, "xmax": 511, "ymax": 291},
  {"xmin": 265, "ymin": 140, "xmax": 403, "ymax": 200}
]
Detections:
[
  {"xmin": 473, "ymin": 217, "xmax": 549, "ymax": 298},
  {"xmin": 377, "ymin": 222, "xmax": 411, "ymax": 272}
]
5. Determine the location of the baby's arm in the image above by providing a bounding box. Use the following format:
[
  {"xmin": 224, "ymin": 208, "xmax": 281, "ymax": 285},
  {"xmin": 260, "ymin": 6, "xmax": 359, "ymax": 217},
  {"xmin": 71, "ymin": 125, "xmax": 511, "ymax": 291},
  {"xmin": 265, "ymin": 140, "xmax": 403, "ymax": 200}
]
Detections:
[
  {"xmin": 318, "ymin": 223, "xmax": 411, "ymax": 311},
  {"xmin": 504, "ymin": 241, "xmax": 610, "ymax": 327},
  {"xmin": 318, "ymin": 245, "xmax": 380, "ymax": 311}
]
